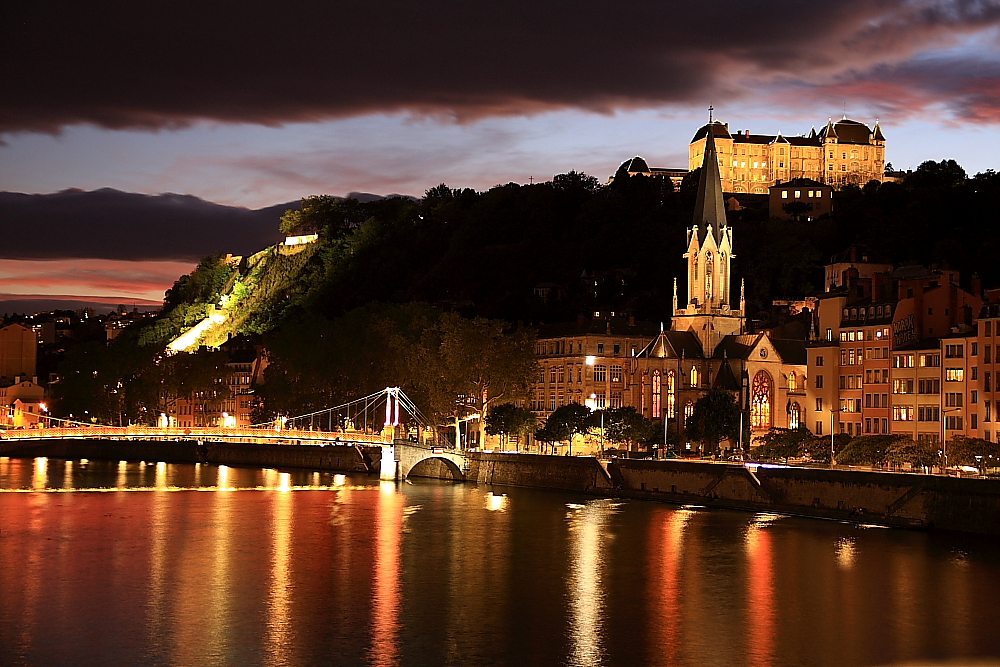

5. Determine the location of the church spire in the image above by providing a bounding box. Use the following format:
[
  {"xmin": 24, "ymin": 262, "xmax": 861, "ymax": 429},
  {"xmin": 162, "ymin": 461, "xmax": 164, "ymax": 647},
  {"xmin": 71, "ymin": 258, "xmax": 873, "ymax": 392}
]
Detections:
[{"xmin": 693, "ymin": 120, "xmax": 727, "ymax": 239}]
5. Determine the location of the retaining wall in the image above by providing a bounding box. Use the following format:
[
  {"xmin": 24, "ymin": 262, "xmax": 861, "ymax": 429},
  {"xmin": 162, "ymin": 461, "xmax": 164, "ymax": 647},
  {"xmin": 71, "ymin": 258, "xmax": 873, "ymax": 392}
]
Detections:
[
  {"xmin": 466, "ymin": 452, "xmax": 612, "ymax": 492},
  {"xmin": 607, "ymin": 459, "xmax": 1000, "ymax": 535}
]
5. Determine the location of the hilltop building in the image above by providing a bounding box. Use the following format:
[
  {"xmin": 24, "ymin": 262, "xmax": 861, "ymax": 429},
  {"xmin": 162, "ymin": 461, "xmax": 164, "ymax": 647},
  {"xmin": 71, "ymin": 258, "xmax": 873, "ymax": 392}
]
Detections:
[
  {"xmin": 769, "ymin": 178, "xmax": 834, "ymax": 220},
  {"xmin": 689, "ymin": 117, "xmax": 887, "ymax": 194},
  {"xmin": 610, "ymin": 156, "xmax": 688, "ymax": 188}
]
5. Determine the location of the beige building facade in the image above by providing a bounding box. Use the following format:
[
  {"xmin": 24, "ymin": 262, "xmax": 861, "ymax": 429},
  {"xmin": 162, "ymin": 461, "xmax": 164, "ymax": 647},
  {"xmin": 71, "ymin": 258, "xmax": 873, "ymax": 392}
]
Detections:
[{"xmin": 689, "ymin": 118, "xmax": 886, "ymax": 194}]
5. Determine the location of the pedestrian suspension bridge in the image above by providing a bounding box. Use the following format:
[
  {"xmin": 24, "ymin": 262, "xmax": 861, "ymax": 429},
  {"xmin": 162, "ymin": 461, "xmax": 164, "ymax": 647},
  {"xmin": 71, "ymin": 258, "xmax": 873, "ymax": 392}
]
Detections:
[{"xmin": 0, "ymin": 387, "xmax": 467, "ymax": 480}]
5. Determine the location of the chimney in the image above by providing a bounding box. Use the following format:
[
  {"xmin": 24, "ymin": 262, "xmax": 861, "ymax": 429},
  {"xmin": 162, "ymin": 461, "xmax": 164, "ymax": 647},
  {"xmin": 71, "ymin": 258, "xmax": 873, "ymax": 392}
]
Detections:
[
  {"xmin": 577, "ymin": 313, "xmax": 586, "ymax": 326},
  {"xmin": 972, "ymin": 274, "xmax": 982, "ymax": 298},
  {"xmin": 606, "ymin": 320, "xmax": 611, "ymax": 334},
  {"xmin": 628, "ymin": 315, "xmax": 635, "ymax": 327},
  {"xmin": 14, "ymin": 375, "xmax": 21, "ymax": 384},
  {"xmin": 31, "ymin": 376, "xmax": 38, "ymax": 385}
]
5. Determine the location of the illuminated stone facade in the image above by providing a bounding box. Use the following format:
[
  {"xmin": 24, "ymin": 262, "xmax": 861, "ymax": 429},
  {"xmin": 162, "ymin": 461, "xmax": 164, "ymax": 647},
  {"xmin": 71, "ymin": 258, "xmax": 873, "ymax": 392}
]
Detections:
[{"xmin": 689, "ymin": 118, "xmax": 886, "ymax": 194}]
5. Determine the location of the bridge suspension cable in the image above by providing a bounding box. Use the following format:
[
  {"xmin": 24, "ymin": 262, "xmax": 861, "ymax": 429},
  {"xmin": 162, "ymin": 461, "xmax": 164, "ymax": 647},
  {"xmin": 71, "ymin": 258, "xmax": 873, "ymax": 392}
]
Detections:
[{"xmin": 251, "ymin": 387, "xmax": 429, "ymax": 436}]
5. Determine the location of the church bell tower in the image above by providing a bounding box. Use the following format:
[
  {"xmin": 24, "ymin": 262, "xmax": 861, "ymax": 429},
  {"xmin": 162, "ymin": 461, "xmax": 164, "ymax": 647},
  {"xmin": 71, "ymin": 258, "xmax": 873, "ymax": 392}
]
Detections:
[{"xmin": 672, "ymin": 120, "xmax": 745, "ymax": 355}]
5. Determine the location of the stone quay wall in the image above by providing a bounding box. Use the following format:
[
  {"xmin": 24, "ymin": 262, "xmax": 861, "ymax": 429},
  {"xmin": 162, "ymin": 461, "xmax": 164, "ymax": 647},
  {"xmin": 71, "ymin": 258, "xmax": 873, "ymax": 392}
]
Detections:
[
  {"xmin": 465, "ymin": 452, "xmax": 612, "ymax": 493},
  {"xmin": 465, "ymin": 453, "xmax": 1000, "ymax": 536}
]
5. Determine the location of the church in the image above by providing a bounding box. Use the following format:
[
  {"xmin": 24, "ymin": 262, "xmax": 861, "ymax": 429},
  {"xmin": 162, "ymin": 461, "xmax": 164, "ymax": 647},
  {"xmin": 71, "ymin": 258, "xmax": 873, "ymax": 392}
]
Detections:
[
  {"xmin": 629, "ymin": 125, "xmax": 806, "ymax": 451},
  {"xmin": 529, "ymin": 125, "xmax": 807, "ymax": 454}
]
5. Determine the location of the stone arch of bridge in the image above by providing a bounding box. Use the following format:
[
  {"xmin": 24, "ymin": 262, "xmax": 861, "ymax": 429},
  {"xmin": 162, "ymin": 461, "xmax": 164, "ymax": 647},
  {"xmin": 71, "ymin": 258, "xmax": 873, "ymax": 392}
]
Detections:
[
  {"xmin": 382, "ymin": 442, "xmax": 466, "ymax": 481},
  {"xmin": 406, "ymin": 456, "xmax": 465, "ymax": 480}
]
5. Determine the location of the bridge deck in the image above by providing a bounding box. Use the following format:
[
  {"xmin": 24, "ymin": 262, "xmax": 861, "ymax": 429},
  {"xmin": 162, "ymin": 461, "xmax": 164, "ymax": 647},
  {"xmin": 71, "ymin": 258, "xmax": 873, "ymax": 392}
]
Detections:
[{"xmin": 0, "ymin": 426, "xmax": 392, "ymax": 445}]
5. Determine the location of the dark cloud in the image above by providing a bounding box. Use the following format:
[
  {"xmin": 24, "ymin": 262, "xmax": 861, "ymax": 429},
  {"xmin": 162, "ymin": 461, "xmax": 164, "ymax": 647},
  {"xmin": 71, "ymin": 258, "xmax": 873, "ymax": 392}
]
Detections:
[
  {"xmin": 798, "ymin": 55, "xmax": 1000, "ymax": 123},
  {"xmin": 0, "ymin": 189, "xmax": 289, "ymax": 260},
  {"xmin": 4, "ymin": 0, "xmax": 1000, "ymax": 135}
]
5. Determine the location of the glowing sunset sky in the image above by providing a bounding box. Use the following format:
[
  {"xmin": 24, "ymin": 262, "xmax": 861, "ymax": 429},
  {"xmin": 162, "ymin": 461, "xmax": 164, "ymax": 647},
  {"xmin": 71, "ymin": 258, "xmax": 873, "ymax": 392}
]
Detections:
[{"xmin": 3, "ymin": 0, "xmax": 1000, "ymax": 304}]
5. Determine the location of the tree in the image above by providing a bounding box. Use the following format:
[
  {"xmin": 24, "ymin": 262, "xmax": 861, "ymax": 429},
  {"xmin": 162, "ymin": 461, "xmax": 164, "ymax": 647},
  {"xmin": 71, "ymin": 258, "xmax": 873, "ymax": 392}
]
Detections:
[
  {"xmin": 685, "ymin": 390, "xmax": 741, "ymax": 455},
  {"xmin": 589, "ymin": 406, "xmax": 656, "ymax": 451},
  {"xmin": 836, "ymin": 435, "xmax": 905, "ymax": 466},
  {"xmin": 753, "ymin": 427, "xmax": 817, "ymax": 463},
  {"xmin": 781, "ymin": 200, "xmax": 813, "ymax": 221},
  {"xmin": 885, "ymin": 438, "xmax": 937, "ymax": 468},
  {"xmin": 947, "ymin": 436, "xmax": 1000, "ymax": 474},
  {"xmin": 279, "ymin": 195, "xmax": 363, "ymax": 237},
  {"xmin": 396, "ymin": 311, "xmax": 537, "ymax": 432},
  {"xmin": 536, "ymin": 403, "xmax": 591, "ymax": 452},
  {"xmin": 485, "ymin": 402, "xmax": 537, "ymax": 449}
]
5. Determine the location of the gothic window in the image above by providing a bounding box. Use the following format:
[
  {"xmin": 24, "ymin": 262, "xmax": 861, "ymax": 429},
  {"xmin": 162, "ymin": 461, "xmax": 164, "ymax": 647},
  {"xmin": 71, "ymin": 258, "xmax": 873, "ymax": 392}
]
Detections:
[
  {"xmin": 750, "ymin": 371, "xmax": 772, "ymax": 429},
  {"xmin": 789, "ymin": 402, "xmax": 801, "ymax": 429},
  {"xmin": 652, "ymin": 370, "xmax": 661, "ymax": 419},
  {"xmin": 788, "ymin": 372, "xmax": 797, "ymax": 391},
  {"xmin": 666, "ymin": 370, "xmax": 676, "ymax": 419},
  {"xmin": 705, "ymin": 252, "xmax": 714, "ymax": 302},
  {"xmin": 690, "ymin": 366, "xmax": 699, "ymax": 387},
  {"xmin": 684, "ymin": 401, "xmax": 695, "ymax": 426},
  {"xmin": 720, "ymin": 253, "xmax": 727, "ymax": 300}
]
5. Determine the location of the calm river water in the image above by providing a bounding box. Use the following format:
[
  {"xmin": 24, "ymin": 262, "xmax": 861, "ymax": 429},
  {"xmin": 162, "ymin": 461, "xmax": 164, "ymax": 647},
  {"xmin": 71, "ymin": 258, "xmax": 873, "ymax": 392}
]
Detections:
[{"xmin": 2, "ymin": 456, "xmax": 1000, "ymax": 667}]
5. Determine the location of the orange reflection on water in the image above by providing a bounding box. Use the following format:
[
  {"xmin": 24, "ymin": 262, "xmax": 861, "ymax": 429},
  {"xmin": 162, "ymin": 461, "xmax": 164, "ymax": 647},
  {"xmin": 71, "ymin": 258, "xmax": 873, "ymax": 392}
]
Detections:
[
  {"xmin": 369, "ymin": 481, "xmax": 403, "ymax": 667},
  {"xmin": 745, "ymin": 514, "xmax": 779, "ymax": 667},
  {"xmin": 648, "ymin": 509, "xmax": 692, "ymax": 665},
  {"xmin": 566, "ymin": 500, "xmax": 618, "ymax": 667},
  {"xmin": 32, "ymin": 457, "xmax": 47, "ymax": 491},
  {"xmin": 265, "ymin": 486, "xmax": 293, "ymax": 665}
]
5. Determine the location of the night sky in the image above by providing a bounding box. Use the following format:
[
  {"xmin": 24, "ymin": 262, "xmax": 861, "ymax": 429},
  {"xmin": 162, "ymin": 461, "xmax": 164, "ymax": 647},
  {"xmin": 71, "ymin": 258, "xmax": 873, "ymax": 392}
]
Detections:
[{"xmin": 3, "ymin": 0, "xmax": 1000, "ymax": 305}]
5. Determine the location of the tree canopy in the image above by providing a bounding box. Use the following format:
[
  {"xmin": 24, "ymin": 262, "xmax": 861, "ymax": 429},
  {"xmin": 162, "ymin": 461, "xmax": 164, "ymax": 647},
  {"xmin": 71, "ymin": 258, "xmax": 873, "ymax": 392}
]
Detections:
[{"xmin": 685, "ymin": 390, "xmax": 741, "ymax": 453}]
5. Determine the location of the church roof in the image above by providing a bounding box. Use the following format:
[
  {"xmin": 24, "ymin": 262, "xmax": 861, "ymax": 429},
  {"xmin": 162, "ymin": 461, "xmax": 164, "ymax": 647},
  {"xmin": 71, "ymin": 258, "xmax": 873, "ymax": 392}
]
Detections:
[
  {"xmin": 711, "ymin": 334, "xmax": 758, "ymax": 360},
  {"xmin": 771, "ymin": 339, "xmax": 807, "ymax": 365},
  {"xmin": 636, "ymin": 330, "xmax": 704, "ymax": 359},
  {"xmin": 692, "ymin": 123, "xmax": 728, "ymax": 237},
  {"xmin": 712, "ymin": 359, "xmax": 741, "ymax": 391}
]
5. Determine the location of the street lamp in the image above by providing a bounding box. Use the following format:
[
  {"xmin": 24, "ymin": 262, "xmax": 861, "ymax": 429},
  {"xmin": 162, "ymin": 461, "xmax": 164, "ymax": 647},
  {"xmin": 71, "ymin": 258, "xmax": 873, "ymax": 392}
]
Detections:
[
  {"xmin": 588, "ymin": 393, "xmax": 604, "ymax": 456},
  {"xmin": 830, "ymin": 406, "xmax": 843, "ymax": 466},
  {"xmin": 941, "ymin": 407, "xmax": 961, "ymax": 473}
]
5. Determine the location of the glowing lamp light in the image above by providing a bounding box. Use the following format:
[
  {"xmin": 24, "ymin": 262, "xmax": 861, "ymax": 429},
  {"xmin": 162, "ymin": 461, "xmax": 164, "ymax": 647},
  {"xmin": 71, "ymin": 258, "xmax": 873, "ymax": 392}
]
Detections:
[
  {"xmin": 222, "ymin": 412, "xmax": 237, "ymax": 428},
  {"xmin": 585, "ymin": 355, "xmax": 596, "ymax": 366}
]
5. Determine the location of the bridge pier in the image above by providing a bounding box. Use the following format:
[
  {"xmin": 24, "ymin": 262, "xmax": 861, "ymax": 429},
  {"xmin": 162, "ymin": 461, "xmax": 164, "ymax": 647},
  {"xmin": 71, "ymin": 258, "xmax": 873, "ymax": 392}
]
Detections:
[{"xmin": 380, "ymin": 444, "xmax": 399, "ymax": 480}]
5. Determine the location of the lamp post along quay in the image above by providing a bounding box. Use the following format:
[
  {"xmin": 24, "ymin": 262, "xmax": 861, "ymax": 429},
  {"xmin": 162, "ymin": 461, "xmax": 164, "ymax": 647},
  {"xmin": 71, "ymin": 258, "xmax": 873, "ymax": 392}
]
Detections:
[
  {"xmin": 941, "ymin": 407, "xmax": 962, "ymax": 473},
  {"xmin": 830, "ymin": 406, "xmax": 843, "ymax": 466}
]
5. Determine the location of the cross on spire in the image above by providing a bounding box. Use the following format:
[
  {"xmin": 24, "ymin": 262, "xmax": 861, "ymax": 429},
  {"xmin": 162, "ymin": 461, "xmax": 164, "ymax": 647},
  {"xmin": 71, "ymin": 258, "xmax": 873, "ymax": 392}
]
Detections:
[{"xmin": 708, "ymin": 105, "xmax": 714, "ymax": 123}]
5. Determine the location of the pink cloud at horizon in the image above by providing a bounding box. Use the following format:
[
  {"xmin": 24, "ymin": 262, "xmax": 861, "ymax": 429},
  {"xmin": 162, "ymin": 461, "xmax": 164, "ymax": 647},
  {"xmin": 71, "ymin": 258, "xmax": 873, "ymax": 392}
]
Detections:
[{"xmin": 0, "ymin": 259, "xmax": 196, "ymax": 304}]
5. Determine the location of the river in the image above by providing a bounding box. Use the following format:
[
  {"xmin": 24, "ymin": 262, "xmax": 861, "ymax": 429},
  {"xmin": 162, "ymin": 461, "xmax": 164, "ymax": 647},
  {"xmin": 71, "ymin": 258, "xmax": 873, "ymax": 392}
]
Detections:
[{"xmin": 2, "ymin": 456, "xmax": 999, "ymax": 667}]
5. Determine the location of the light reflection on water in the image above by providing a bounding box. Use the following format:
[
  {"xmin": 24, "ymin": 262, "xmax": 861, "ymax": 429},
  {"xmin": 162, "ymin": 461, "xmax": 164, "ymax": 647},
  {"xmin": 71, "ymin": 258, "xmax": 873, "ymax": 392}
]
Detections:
[{"xmin": 1, "ymin": 457, "xmax": 1000, "ymax": 667}]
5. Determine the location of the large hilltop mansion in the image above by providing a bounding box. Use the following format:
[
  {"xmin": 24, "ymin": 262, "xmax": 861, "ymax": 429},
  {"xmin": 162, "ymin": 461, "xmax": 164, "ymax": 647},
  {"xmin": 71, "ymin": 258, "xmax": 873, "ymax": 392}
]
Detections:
[
  {"xmin": 689, "ymin": 117, "xmax": 886, "ymax": 193},
  {"xmin": 616, "ymin": 116, "xmax": 887, "ymax": 195}
]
